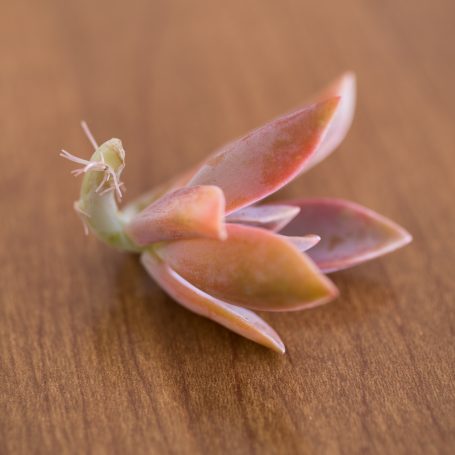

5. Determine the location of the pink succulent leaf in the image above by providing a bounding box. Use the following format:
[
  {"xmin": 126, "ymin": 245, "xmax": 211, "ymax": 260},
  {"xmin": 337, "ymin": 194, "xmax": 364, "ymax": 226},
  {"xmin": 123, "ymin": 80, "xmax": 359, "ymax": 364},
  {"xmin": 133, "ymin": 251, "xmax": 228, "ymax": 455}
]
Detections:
[
  {"xmin": 279, "ymin": 198, "xmax": 412, "ymax": 273},
  {"xmin": 186, "ymin": 97, "xmax": 340, "ymax": 214},
  {"xmin": 153, "ymin": 223, "xmax": 338, "ymax": 312},
  {"xmin": 123, "ymin": 166, "xmax": 197, "ymax": 218},
  {"xmin": 123, "ymin": 72, "xmax": 353, "ymax": 218},
  {"xmin": 303, "ymin": 72, "xmax": 356, "ymax": 172},
  {"xmin": 226, "ymin": 204, "xmax": 301, "ymax": 231},
  {"xmin": 141, "ymin": 252, "xmax": 285, "ymax": 353},
  {"xmin": 126, "ymin": 185, "xmax": 226, "ymax": 246},
  {"xmin": 282, "ymin": 234, "xmax": 321, "ymax": 252}
]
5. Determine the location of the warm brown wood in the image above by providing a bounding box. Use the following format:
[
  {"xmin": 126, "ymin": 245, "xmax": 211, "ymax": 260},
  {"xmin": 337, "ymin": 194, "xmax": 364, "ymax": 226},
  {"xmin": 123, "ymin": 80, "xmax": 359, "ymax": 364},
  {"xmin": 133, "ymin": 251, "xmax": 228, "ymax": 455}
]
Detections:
[{"xmin": 1, "ymin": 0, "xmax": 454, "ymax": 453}]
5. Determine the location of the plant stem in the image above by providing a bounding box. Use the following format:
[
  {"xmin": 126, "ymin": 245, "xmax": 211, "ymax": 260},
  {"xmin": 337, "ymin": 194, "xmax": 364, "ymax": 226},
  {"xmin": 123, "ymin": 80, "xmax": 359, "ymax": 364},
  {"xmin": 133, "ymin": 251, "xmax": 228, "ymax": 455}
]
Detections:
[{"xmin": 76, "ymin": 139, "xmax": 140, "ymax": 252}]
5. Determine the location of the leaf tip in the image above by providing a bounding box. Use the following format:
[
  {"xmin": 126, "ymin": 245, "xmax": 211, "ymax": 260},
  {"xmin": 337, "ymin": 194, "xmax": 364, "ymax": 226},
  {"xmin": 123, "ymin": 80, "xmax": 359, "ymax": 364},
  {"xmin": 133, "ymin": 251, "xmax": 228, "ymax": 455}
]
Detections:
[
  {"xmin": 389, "ymin": 224, "xmax": 413, "ymax": 251},
  {"xmin": 272, "ymin": 339, "xmax": 286, "ymax": 354}
]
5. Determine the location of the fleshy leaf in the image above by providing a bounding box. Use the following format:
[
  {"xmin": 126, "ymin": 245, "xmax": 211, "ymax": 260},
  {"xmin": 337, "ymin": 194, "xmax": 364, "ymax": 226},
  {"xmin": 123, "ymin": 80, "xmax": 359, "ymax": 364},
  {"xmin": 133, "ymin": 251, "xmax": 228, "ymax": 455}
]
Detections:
[
  {"xmin": 283, "ymin": 234, "xmax": 321, "ymax": 252},
  {"xmin": 186, "ymin": 98, "xmax": 340, "ymax": 214},
  {"xmin": 122, "ymin": 73, "xmax": 354, "ymax": 220},
  {"xmin": 122, "ymin": 166, "xmax": 197, "ymax": 221},
  {"xmin": 126, "ymin": 186, "xmax": 226, "ymax": 246},
  {"xmin": 226, "ymin": 204, "xmax": 300, "ymax": 231},
  {"xmin": 153, "ymin": 224, "xmax": 338, "ymax": 311},
  {"xmin": 303, "ymin": 72, "xmax": 356, "ymax": 172},
  {"xmin": 141, "ymin": 252, "xmax": 285, "ymax": 353},
  {"xmin": 279, "ymin": 198, "xmax": 412, "ymax": 272}
]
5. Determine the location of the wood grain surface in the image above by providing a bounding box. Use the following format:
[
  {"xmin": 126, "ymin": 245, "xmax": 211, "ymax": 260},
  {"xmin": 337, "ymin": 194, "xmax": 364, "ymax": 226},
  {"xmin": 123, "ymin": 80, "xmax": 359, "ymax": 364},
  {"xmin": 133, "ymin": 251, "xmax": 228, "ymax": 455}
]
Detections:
[{"xmin": 1, "ymin": 1, "xmax": 454, "ymax": 454}]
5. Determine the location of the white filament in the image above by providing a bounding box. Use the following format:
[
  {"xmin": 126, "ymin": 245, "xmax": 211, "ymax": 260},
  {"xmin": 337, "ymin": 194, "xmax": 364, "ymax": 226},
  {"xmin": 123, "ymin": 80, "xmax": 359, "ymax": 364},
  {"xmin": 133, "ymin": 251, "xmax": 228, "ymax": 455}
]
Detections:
[
  {"xmin": 80, "ymin": 120, "xmax": 98, "ymax": 150},
  {"xmin": 60, "ymin": 149, "xmax": 124, "ymax": 200}
]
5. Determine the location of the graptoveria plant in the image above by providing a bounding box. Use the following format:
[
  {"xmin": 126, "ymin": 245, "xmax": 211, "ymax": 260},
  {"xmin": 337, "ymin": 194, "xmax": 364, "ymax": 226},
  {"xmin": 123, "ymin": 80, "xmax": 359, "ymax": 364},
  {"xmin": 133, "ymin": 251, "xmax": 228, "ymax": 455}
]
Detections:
[{"xmin": 61, "ymin": 73, "xmax": 411, "ymax": 353}]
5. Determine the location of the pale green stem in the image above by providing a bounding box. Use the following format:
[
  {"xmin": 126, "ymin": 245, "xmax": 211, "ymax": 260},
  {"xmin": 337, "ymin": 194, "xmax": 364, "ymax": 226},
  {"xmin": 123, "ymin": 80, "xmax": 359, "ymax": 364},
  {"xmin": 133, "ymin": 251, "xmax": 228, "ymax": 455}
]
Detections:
[{"xmin": 73, "ymin": 139, "xmax": 141, "ymax": 252}]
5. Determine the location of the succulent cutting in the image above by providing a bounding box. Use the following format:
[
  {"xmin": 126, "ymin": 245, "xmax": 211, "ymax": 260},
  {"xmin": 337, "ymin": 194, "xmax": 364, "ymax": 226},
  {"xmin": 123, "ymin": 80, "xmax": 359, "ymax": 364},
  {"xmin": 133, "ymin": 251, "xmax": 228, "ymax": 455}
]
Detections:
[{"xmin": 61, "ymin": 73, "xmax": 411, "ymax": 353}]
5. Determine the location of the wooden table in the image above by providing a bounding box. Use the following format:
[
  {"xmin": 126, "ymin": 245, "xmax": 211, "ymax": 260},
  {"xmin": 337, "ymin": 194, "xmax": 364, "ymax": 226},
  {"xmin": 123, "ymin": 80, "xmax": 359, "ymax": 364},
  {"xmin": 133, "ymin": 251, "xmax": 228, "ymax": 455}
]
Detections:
[{"xmin": 1, "ymin": 1, "xmax": 454, "ymax": 453}]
